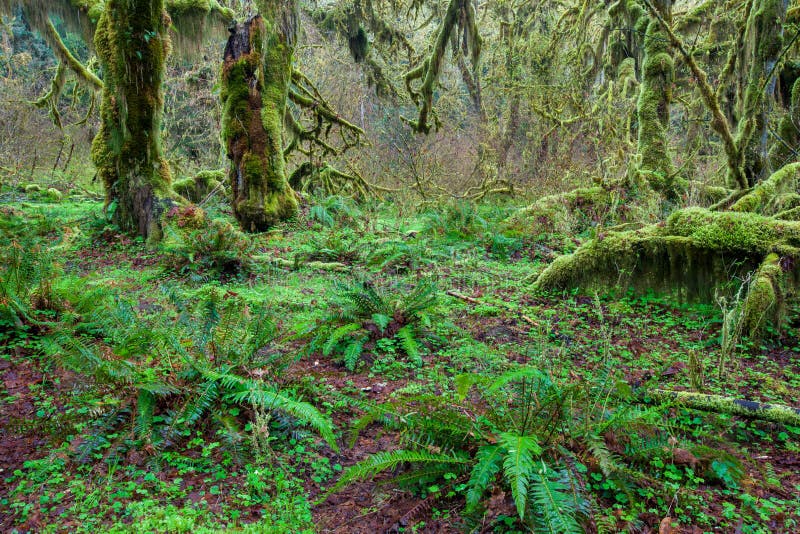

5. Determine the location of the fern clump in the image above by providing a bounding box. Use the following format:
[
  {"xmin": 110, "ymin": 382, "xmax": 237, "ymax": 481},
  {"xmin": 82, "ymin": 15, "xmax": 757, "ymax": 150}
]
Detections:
[
  {"xmin": 161, "ymin": 206, "xmax": 253, "ymax": 278},
  {"xmin": 329, "ymin": 366, "xmax": 743, "ymax": 532},
  {"xmin": 0, "ymin": 239, "xmax": 61, "ymax": 337},
  {"xmin": 305, "ymin": 278, "xmax": 438, "ymax": 371},
  {"xmin": 308, "ymin": 195, "xmax": 363, "ymax": 228},
  {"xmin": 43, "ymin": 286, "xmax": 337, "ymax": 462}
]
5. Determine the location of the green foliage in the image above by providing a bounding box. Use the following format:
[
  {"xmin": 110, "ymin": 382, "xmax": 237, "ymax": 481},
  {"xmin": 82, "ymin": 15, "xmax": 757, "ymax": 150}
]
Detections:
[
  {"xmin": 331, "ymin": 364, "xmax": 740, "ymax": 531},
  {"xmin": 305, "ymin": 277, "xmax": 438, "ymax": 371},
  {"xmin": 309, "ymin": 195, "xmax": 362, "ymax": 228},
  {"xmin": 42, "ymin": 285, "xmax": 337, "ymax": 461},
  {"xmin": 162, "ymin": 207, "xmax": 253, "ymax": 277},
  {"xmin": 0, "ymin": 239, "xmax": 59, "ymax": 333}
]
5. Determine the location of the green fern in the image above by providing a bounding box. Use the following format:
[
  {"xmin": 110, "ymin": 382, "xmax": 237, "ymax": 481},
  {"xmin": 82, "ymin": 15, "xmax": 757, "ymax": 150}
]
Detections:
[
  {"xmin": 500, "ymin": 432, "xmax": 543, "ymax": 519},
  {"xmin": 328, "ymin": 449, "xmax": 470, "ymax": 498},
  {"xmin": 396, "ymin": 325, "xmax": 422, "ymax": 366},
  {"xmin": 529, "ymin": 467, "xmax": 585, "ymax": 534},
  {"xmin": 323, "ymin": 322, "xmax": 362, "ymax": 355},
  {"xmin": 465, "ymin": 444, "xmax": 504, "ymax": 511},
  {"xmin": 343, "ymin": 338, "xmax": 365, "ymax": 371},
  {"xmin": 226, "ymin": 380, "xmax": 338, "ymax": 451}
]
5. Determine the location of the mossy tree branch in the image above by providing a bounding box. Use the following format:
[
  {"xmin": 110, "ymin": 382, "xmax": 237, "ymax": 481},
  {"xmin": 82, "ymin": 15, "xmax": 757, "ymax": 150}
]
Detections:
[
  {"xmin": 402, "ymin": 0, "xmax": 480, "ymax": 134},
  {"xmin": 42, "ymin": 18, "xmax": 103, "ymax": 90}
]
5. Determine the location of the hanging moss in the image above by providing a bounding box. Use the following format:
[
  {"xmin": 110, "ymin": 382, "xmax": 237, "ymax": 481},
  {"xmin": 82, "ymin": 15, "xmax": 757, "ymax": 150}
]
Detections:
[
  {"xmin": 348, "ymin": 25, "xmax": 368, "ymax": 63},
  {"xmin": 636, "ymin": 1, "xmax": 675, "ymax": 195},
  {"xmin": 221, "ymin": 7, "xmax": 298, "ymax": 233}
]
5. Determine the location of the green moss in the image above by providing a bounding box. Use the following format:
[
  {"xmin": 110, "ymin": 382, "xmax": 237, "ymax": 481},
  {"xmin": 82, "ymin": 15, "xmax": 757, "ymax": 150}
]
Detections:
[
  {"xmin": 769, "ymin": 78, "xmax": 800, "ymax": 170},
  {"xmin": 730, "ymin": 163, "xmax": 800, "ymax": 215},
  {"xmin": 776, "ymin": 205, "xmax": 800, "ymax": 221},
  {"xmin": 173, "ymin": 170, "xmax": 224, "ymax": 203},
  {"xmin": 730, "ymin": 0, "xmax": 788, "ymax": 187},
  {"xmin": 741, "ymin": 253, "xmax": 785, "ymax": 337},
  {"xmin": 636, "ymin": 7, "xmax": 675, "ymax": 195},
  {"xmin": 534, "ymin": 206, "xmax": 800, "ymax": 309},
  {"xmin": 647, "ymin": 390, "xmax": 800, "ymax": 426},
  {"xmin": 666, "ymin": 207, "xmax": 800, "ymax": 254},
  {"xmin": 91, "ymin": 0, "xmax": 172, "ymax": 238},
  {"xmin": 221, "ymin": 9, "xmax": 298, "ymax": 232},
  {"xmin": 45, "ymin": 188, "xmax": 64, "ymax": 202},
  {"xmin": 508, "ymin": 185, "xmax": 616, "ymax": 234}
]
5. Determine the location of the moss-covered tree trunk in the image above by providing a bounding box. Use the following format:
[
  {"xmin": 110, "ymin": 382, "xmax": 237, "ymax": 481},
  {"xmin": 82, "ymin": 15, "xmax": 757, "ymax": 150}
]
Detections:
[
  {"xmin": 221, "ymin": 0, "xmax": 299, "ymax": 233},
  {"xmin": 769, "ymin": 78, "xmax": 800, "ymax": 169},
  {"xmin": 91, "ymin": 0, "xmax": 173, "ymax": 239},
  {"xmin": 730, "ymin": 0, "xmax": 789, "ymax": 187},
  {"xmin": 636, "ymin": 0, "xmax": 675, "ymax": 195}
]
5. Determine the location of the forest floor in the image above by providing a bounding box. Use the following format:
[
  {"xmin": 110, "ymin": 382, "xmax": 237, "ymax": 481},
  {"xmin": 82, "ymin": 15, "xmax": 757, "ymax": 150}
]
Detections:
[{"xmin": 1, "ymin": 195, "xmax": 799, "ymax": 533}]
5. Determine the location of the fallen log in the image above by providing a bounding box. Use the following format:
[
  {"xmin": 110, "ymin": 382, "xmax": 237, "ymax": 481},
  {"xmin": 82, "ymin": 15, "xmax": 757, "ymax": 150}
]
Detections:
[{"xmin": 644, "ymin": 389, "xmax": 800, "ymax": 427}]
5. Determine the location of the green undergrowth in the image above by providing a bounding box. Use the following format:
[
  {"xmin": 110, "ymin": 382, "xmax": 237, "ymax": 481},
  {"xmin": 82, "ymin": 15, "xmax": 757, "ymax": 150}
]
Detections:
[{"xmin": 1, "ymin": 191, "xmax": 799, "ymax": 532}]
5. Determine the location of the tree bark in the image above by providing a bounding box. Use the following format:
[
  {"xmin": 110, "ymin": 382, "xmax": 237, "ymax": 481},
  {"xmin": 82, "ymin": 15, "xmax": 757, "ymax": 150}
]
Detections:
[{"xmin": 221, "ymin": 2, "xmax": 299, "ymax": 232}]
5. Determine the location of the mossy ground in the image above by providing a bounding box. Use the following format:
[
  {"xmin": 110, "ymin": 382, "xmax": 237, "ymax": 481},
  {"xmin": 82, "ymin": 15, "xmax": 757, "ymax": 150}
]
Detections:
[{"xmin": 1, "ymin": 189, "xmax": 799, "ymax": 532}]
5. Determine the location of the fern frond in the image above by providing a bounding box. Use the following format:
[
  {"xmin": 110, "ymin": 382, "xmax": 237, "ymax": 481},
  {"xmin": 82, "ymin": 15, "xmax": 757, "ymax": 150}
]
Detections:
[
  {"xmin": 343, "ymin": 338, "xmax": 365, "ymax": 371},
  {"xmin": 323, "ymin": 323, "xmax": 362, "ymax": 356},
  {"xmin": 228, "ymin": 383, "xmax": 338, "ymax": 451},
  {"xmin": 499, "ymin": 432, "xmax": 542, "ymax": 519},
  {"xmin": 466, "ymin": 444, "xmax": 504, "ymax": 511},
  {"xmin": 396, "ymin": 325, "xmax": 422, "ymax": 366},
  {"xmin": 328, "ymin": 449, "xmax": 470, "ymax": 496},
  {"xmin": 530, "ymin": 467, "xmax": 584, "ymax": 534},
  {"xmin": 454, "ymin": 373, "xmax": 489, "ymax": 400},
  {"xmin": 136, "ymin": 389, "xmax": 156, "ymax": 441}
]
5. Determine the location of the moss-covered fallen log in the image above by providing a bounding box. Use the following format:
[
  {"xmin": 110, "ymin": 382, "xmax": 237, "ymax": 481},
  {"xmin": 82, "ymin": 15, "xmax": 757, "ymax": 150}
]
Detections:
[
  {"xmin": 532, "ymin": 183, "xmax": 800, "ymax": 336},
  {"xmin": 253, "ymin": 255, "xmax": 349, "ymax": 272},
  {"xmin": 644, "ymin": 390, "xmax": 800, "ymax": 427}
]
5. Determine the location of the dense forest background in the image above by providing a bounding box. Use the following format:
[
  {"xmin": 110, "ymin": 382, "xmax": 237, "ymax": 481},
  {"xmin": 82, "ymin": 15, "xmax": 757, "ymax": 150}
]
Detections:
[
  {"xmin": 1, "ymin": 0, "xmax": 800, "ymax": 533},
  {"xmin": 1, "ymin": 0, "xmax": 750, "ymax": 203}
]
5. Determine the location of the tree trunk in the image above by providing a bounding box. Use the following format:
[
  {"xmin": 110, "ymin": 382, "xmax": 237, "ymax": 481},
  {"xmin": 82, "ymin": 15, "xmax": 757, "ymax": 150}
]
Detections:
[
  {"xmin": 221, "ymin": 1, "xmax": 299, "ymax": 233},
  {"xmin": 636, "ymin": 0, "xmax": 675, "ymax": 195},
  {"xmin": 91, "ymin": 0, "xmax": 173, "ymax": 240},
  {"xmin": 730, "ymin": 0, "xmax": 789, "ymax": 187}
]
